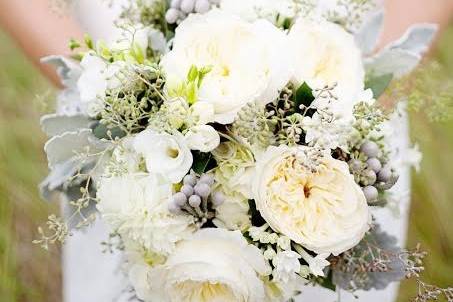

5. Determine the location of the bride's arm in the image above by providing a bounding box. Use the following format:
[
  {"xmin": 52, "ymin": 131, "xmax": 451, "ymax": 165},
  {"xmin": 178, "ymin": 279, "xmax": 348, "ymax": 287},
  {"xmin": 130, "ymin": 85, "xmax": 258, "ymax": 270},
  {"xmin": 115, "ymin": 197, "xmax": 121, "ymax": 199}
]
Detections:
[
  {"xmin": 381, "ymin": 0, "xmax": 453, "ymax": 47},
  {"xmin": 0, "ymin": 0, "xmax": 83, "ymax": 86}
]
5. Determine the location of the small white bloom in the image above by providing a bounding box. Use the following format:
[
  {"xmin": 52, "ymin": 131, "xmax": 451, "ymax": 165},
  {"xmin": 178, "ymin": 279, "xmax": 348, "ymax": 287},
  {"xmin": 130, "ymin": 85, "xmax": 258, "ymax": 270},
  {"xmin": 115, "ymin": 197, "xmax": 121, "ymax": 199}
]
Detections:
[
  {"xmin": 277, "ymin": 236, "xmax": 291, "ymax": 251},
  {"xmin": 190, "ymin": 101, "xmax": 215, "ymax": 125},
  {"xmin": 263, "ymin": 247, "xmax": 277, "ymax": 260},
  {"xmin": 165, "ymin": 97, "xmax": 189, "ymax": 129},
  {"xmin": 184, "ymin": 125, "xmax": 220, "ymax": 152},
  {"xmin": 272, "ymin": 251, "xmax": 301, "ymax": 283},
  {"xmin": 132, "ymin": 228, "xmax": 270, "ymax": 302},
  {"xmin": 96, "ymin": 174, "xmax": 195, "ymax": 254},
  {"xmin": 213, "ymin": 190, "xmax": 251, "ymax": 231},
  {"xmin": 213, "ymin": 141, "xmax": 255, "ymax": 199},
  {"xmin": 161, "ymin": 10, "xmax": 291, "ymax": 124},
  {"xmin": 134, "ymin": 129, "xmax": 193, "ymax": 183},
  {"xmin": 253, "ymin": 145, "xmax": 371, "ymax": 255},
  {"xmin": 288, "ymin": 18, "xmax": 365, "ymax": 120}
]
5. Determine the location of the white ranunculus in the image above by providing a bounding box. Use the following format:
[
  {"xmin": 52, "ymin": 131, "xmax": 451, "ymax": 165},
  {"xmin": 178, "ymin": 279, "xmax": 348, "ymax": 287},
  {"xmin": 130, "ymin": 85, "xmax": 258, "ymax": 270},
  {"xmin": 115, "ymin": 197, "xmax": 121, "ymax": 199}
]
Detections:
[
  {"xmin": 96, "ymin": 174, "xmax": 195, "ymax": 254},
  {"xmin": 213, "ymin": 190, "xmax": 251, "ymax": 231},
  {"xmin": 288, "ymin": 18, "xmax": 365, "ymax": 119},
  {"xmin": 253, "ymin": 146, "xmax": 371, "ymax": 255},
  {"xmin": 132, "ymin": 228, "xmax": 270, "ymax": 302},
  {"xmin": 133, "ymin": 129, "xmax": 193, "ymax": 183},
  {"xmin": 161, "ymin": 10, "xmax": 291, "ymax": 124},
  {"xmin": 184, "ymin": 125, "xmax": 220, "ymax": 152}
]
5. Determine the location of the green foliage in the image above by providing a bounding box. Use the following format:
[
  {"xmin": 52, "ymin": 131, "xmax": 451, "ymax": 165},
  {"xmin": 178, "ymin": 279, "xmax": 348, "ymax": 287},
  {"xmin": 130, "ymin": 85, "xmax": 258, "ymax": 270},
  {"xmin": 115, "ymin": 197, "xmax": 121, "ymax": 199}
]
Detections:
[
  {"xmin": 167, "ymin": 65, "xmax": 212, "ymax": 104},
  {"xmin": 365, "ymin": 73, "xmax": 393, "ymax": 99},
  {"xmin": 294, "ymin": 82, "xmax": 315, "ymax": 110},
  {"xmin": 191, "ymin": 151, "xmax": 216, "ymax": 174}
]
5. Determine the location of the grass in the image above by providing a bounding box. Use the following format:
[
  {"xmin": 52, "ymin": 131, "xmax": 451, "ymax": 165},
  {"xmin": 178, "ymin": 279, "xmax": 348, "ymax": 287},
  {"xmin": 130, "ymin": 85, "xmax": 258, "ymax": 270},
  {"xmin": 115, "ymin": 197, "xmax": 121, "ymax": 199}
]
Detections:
[{"xmin": 0, "ymin": 26, "xmax": 452, "ymax": 301}]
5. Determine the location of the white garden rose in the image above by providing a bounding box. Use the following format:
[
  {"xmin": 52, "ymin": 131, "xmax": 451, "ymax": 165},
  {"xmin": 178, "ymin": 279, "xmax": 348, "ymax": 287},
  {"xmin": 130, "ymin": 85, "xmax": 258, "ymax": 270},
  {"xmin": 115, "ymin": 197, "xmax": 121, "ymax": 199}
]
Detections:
[
  {"xmin": 161, "ymin": 10, "xmax": 291, "ymax": 124},
  {"xmin": 288, "ymin": 18, "xmax": 365, "ymax": 119},
  {"xmin": 96, "ymin": 173, "xmax": 195, "ymax": 254},
  {"xmin": 133, "ymin": 129, "xmax": 193, "ymax": 183},
  {"xmin": 131, "ymin": 228, "xmax": 270, "ymax": 302},
  {"xmin": 253, "ymin": 146, "xmax": 371, "ymax": 255},
  {"xmin": 184, "ymin": 125, "xmax": 220, "ymax": 152}
]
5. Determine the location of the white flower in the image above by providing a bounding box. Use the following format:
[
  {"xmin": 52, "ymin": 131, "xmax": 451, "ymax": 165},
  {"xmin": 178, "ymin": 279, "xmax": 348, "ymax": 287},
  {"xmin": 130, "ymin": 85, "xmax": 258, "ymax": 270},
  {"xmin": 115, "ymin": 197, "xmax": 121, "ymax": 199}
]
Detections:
[
  {"xmin": 96, "ymin": 174, "xmax": 195, "ymax": 254},
  {"xmin": 190, "ymin": 101, "xmax": 215, "ymax": 125},
  {"xmin": 213, "ymin": 141, "xmax": 255, "ymax": 199},
  {"xmin": 106, "ymin": 137, "xmax": 141, "ymax": 176},
  {"xmin": 184, "ymin": 125, "xmax": 220, "ymax": 152},
  {"xmin": 131, "ymin": 228, "xmax": 270, "ymax": 302},
  {"xmin": 213, "ymin": 190, "xmax": 251, "ymax": 231},
  {"xmin": 77, "ymin": 53, "xmax": 125, "ymax": 116},
  {"xmin": 133, "ymin": 129, "xmax": 193, "ymax": 183},
  {"xmin": 272, "ymin": 251, "xmax": 301, "ymax": 283},
  {"xmin": 161, "ymin": 10, "xmax": 291, "ymax": 124},
  {"xmin": 288, "ymin": 18, "xmax": 365, "ymax": 119},
  {"xmin": 253, "ymin": 145, "xmax": 371, "ymax": 255}
]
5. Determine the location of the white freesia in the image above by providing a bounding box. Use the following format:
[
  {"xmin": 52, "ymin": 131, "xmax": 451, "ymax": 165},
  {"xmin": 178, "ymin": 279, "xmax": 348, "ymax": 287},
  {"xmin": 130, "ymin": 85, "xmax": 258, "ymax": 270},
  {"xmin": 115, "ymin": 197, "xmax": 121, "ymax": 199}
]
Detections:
[
  {"xmin": 133, "ymin": 129, "xmax": 193, "ymax": 183},
  {"xmin": 184, "ymin": 125, "xmax": 220, "ymax": 152},
  {"xmin": 272, "ymin": 251, "xmax": 301, "ymax": 283},
  {"xmin": 96, "ymin": 173, "xmax": 195, "ymax": 254},
  {"xmin": 213, "ymin": 141, "xmax": 255, "ymax": 199},
  {"xmin": 253, "ymin": 145, "xmax": 371, "ymax": 255},
  {"xmin": 289, "ymin": 18, "xmax": 365, "ymax": 119},
  {"xmin": 131, "ymin": 228, "xmax": 270, "ymax": 302},
  {"xmin": 161, "ymin": 10, "xmax": 291, "ymax": 124},
  {"xmin": 213, "ymin": 190, "xmax": 251, "ymax": 231}
]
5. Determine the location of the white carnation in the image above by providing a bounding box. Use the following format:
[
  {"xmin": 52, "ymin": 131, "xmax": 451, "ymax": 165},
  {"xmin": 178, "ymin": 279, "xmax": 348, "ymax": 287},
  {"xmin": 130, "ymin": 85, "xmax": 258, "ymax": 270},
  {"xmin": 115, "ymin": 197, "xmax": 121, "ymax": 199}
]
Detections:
[
  {"xmin": 96, "ymin": 174, "xmax": 195, "ymax": 254},
  {"xmin": 161, "ymin": 10, "xmax": 291, "ymax": 124},
  {"xmin": 288, "ymin": 18, "xmax": 365, "ymax": 119},
  {"xmin": 184, "ymin": 125, "xmax": 220, "ymax": 152},
  {"xmin": 133, "ymin": 129, "xmax": 193, "ymax": 183},
  {"xmin": 253, "ymin": 146, "xmax": 371, "ymax": 255},
  {"xmin": 131, "ymin": 228, "xmax": 270, "ymax": 302}
]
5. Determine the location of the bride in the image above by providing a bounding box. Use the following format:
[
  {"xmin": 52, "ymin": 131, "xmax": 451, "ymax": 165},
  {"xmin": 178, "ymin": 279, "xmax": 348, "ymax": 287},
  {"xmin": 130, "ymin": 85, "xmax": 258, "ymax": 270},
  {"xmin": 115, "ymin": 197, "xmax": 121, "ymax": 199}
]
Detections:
[{"xmin": 0, "ymin": 0, "xmax": 451, "ymax": 301}]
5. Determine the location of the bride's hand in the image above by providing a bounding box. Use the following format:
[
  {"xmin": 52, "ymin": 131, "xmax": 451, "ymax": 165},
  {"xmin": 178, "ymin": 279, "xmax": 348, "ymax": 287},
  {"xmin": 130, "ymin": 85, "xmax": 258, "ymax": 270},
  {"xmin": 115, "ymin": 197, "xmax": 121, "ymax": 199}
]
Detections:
[{"xmin": 0, "ymin": 0, "xmax": 83, "ymax": 86}]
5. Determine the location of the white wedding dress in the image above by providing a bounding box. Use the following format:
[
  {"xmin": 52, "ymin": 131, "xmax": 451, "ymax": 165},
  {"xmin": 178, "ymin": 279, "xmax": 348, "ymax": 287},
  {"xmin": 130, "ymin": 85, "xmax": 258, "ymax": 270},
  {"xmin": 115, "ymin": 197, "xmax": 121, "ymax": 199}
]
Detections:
[{"xmin": 64, "ymin": 1, "xmax": 412, "ymax": 301}]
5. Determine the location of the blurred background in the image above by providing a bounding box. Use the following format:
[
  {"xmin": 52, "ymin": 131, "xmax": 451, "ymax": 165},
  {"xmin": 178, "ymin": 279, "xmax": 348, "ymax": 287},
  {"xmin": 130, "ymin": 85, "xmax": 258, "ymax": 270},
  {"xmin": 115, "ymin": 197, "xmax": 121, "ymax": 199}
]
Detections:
[{"xmin": 0, "ymin": 17, "xmax": 452, "ymax": 302}]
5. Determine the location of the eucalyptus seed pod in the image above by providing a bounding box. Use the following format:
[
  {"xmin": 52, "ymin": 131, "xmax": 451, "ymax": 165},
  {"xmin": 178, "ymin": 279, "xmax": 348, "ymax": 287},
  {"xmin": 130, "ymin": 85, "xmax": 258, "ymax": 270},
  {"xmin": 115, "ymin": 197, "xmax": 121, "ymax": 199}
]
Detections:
[
  {"xmin": 377, "ymin": 167, "xmax": 392, "ymax": 183},
  {"xmin": 180, "ymin": 0, "xmax": 195, "ymax": 13},
  {"xmin": 195, "ymin": 0, "xmax": 210, "ymax": 13}
]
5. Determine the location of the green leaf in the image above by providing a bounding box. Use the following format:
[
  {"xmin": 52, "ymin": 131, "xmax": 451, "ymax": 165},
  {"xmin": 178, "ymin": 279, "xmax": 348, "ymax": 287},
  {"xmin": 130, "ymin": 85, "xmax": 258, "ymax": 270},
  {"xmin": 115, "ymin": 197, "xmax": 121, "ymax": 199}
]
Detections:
[
  {"xmin": 294, "ymin": 82, "xmax": 315, "ymax": 110},
  {"xmin": 192, "ymin": 151, "xmax": 216, "ymax": 174},
  {"xmin": 365, "ymin": 73, "xmax": 393, "ymax": 98},
  {"xmin": 318, "ymin": 270, "xmax": 336, "ymax": 291},
  {"xmin": 187, "ymin": 65, "xmax": 199, "ymax": 82}
]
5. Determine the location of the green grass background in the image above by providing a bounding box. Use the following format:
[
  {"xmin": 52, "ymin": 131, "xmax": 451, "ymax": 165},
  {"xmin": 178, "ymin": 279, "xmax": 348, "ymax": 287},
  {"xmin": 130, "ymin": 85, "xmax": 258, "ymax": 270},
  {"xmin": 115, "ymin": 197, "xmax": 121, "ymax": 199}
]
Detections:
[{"xmin": 0, "ymin": 26, "xmax": 452, "ymax": 301}]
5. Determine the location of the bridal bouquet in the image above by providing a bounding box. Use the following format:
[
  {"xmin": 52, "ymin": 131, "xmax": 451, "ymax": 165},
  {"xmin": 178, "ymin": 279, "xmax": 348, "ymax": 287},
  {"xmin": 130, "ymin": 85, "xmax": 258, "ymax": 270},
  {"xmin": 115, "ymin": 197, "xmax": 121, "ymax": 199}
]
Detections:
[{"xmin": 36, "ymin": 0, "xmax": 449, "ymax": 301}]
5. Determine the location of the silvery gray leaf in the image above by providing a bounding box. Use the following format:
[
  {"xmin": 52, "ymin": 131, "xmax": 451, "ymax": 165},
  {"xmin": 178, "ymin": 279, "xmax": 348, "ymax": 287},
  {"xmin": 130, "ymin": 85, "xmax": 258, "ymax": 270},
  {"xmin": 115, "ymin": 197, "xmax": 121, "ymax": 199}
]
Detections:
[
  {"xmin": 365, "ymin": 24, "xmax": 437, "ymax": 78},
  {"xmin": 365, "ymin": 48, "xmax": 420, "ymax": 78},
  {"xmin": 40, "ymin": 114, "xmax": 93, "ymax": 137},
  {"xmin": 355, "ymin": 11, "xmax": 384, "ymax": 56},
  {"xmin": 41, "ymin": 55, "xmax": 81, "ymax": 88},
  {"xmin": 387, "ymin": 23, "xmax": 438, "ymax": 55},
  {"xmin": 44, "ymin": 129, "xmax": 107, "ymax": 169},
  {"xmin": 39, "ymin": 158, "xmax": 81, "ymax": 200}
]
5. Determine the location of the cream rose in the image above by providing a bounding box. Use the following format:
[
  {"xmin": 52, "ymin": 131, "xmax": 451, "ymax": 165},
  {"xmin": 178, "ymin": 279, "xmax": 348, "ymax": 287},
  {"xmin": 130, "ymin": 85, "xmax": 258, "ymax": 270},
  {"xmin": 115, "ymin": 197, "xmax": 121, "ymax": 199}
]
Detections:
[
  {"xmin": 131, "ymin": 228, "xmax": 270, "ymax": 302},
  {"xmin": 161, "ymin": 10, "xmax": 291, "ymax": 124},
  {"xmin": 253, "ymin": 146, "xmax": 371, "ymax": 255},
  {"xmin": 288, "ymin": 18, "xmax": 365, "ymax": 119},
  {"xmin": 133, "ymin": 129, "xmax": 193, "ymax": 183}
]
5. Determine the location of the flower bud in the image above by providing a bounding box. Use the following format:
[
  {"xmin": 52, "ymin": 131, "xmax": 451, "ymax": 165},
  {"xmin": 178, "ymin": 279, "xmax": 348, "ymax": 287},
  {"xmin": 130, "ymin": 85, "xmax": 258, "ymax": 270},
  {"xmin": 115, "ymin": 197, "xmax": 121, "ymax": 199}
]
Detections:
[
  {"xmin": 199, "ymin": 174, "xmax": 214, "ymax": 185},
  {"xmin": 366, "ymin": 158, "xmax": 382, "ymax": 173},
  {"xmin": 194, "ymin": 183, "xmax": 211, "ymax": 198},
  {"xmin": 362, "ymin": 186, "xmax": 378, "ymax": 203},
  {"xmin": 360, "ymin": 141, "xmax": 379, "ymax": 158},
  {"xmin": 172, "ymin": 192, "xmax": 187, "ymax": 206},
  {"xmin": 188, "ymin": 195, "xmax": 202, "ymax": 208},
  {"xmin": 181, "ymin": 185, "xmax": 194, "ymax": 197},
  {"xmin": 211, "ymin": 191, "xmax": 225, "ymax": 207},
  {"xmin": 183, "ymin": 174, "xmax": 197, "ymax": 186}
]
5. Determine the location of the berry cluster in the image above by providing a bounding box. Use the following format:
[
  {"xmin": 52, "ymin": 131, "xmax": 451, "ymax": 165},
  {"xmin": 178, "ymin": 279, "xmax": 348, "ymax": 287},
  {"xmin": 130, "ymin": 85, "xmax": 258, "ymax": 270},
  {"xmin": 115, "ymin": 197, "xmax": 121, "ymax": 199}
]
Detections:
[
  {"xmin": 168, "ymin": 172, "xmax": 225, "ymax": 226},
  {"xmin": 349, "ymin": 141, "xmax": 399, "ymax": 204},
  {"xmin": 165, "ymin": 0, "xmax": 219, "ymax": 24}
]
